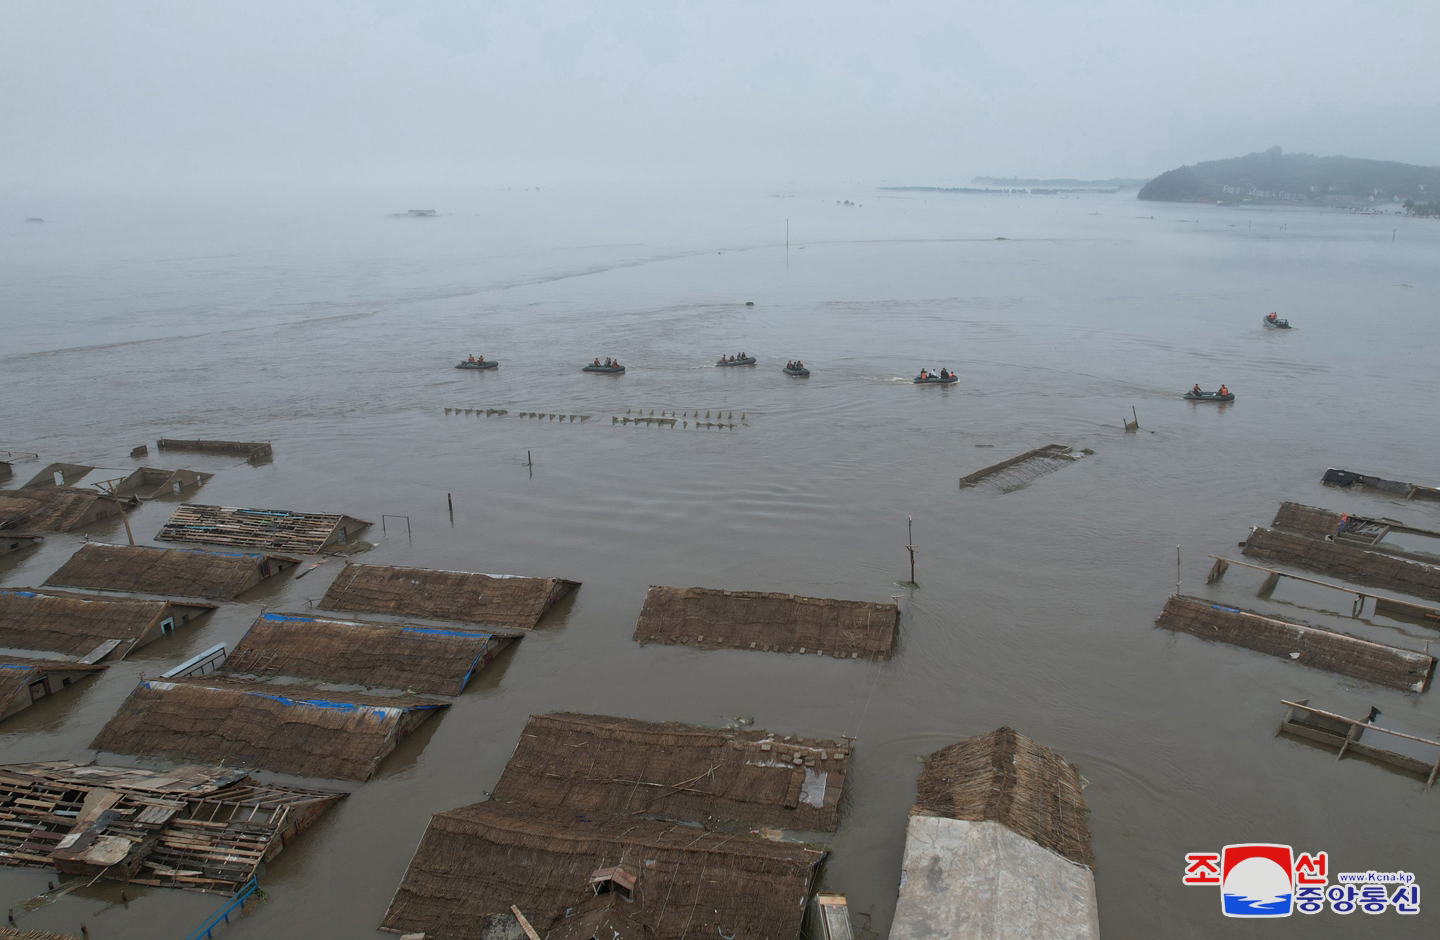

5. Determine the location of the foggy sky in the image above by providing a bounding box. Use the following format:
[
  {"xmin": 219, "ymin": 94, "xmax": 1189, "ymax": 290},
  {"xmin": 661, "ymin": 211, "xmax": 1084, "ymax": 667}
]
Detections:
[{"xmin": 3, "ymin": 0, "xmax": 1436, "ymax": 188}]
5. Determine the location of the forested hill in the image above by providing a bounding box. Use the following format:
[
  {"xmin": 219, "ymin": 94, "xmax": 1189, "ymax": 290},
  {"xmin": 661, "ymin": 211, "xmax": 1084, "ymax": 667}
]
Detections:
[{"xmin": 1138, "ymin": 148, "xmax": 1440, "ymax": 205}]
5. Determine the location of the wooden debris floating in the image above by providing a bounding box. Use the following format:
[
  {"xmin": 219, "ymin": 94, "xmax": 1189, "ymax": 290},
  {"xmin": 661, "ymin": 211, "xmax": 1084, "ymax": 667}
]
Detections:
[
  {"xmin": 319, "ymin": 563, "xmax": 578, "ymax": 629},
  {"xmin": 157, "ymin": 504, "xmax": 371, "ymax": 554},
  {"xmin": 958, "ymin": 443, "xmax": 1085, "ymax": 492},
  {"xmin": 1277, "ymin": 699, "xmax": 1440, "ymax": 790},
  {"xmin": 1156, "ymin": 594, "xmax": 1434, "ymax": 692},
  {"xmin": 633, "ymin": 586, "xmax": 899, "ymax": 661},
  {"xmin": 44, "ymin": 543, "xmax": 300, "ymax": 600},
  {"xmin": 1323, "ymin": 468, "xmax": 1440, "ymax": 502},
  {"xmin": 1243, "ymin": 527, "xmax": 1440, "ymax": 604}
]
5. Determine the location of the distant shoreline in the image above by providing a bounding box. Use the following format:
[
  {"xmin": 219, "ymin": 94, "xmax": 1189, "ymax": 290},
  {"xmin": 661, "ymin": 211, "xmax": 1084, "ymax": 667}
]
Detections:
[{"xmin": 880, "ymin": 185, "xmax": 1120, "ymax": 195}]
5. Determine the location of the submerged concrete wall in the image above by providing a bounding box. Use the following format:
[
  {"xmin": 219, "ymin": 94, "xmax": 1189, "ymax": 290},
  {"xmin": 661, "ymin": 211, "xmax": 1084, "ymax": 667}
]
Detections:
[{"xmin": 891, "ymin": 815, "xmax": 1099, "ymax": 940}]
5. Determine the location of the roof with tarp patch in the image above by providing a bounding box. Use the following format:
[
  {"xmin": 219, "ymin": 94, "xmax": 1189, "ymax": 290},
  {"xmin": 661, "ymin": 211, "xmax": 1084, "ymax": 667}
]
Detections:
[
  {"xmin": 633, "ymin": 586, "xmax": 898, "ymax": 660},
  {"xmin": 319, "ymin": 563, "xmax": 579, "ymax": 628},
  {"xmin": 90, "ymin": 677, "xmax": 449, "ymax": 782},
  {"xmin": 0, "ymin": 657, "xmax": 106, "ymax": 718},
  {"xmin": 224, "ymin": 612, "xmax": 517, "ymax": 695},
  {"xmin": 0, "ymin": 760, "xmax": 342, "ymax": 894},
  {"xmin": 44, "ymin": 543, "xmax": 301, "ymax": 600},
  {"xmin": 490, "ymin": 712, "xmax": 850, "ymax": 832}
]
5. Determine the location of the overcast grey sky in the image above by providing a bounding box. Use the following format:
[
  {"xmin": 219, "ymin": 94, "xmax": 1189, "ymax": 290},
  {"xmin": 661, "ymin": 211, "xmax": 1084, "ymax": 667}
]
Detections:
[{"xmin": 3, "ymin": 0, "xmax": 1436, "ymax": 187}]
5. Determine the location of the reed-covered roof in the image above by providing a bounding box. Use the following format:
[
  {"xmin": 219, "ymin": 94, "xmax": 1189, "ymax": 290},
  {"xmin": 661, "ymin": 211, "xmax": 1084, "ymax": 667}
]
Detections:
[
  {"xmin": 319, "ymin": 563, "xmax": 578, "ymax": 628},
  {"xmin": 90, "ymin": 677, "xmax": 448, "ymax": 782},
  {"xmin": 380, "ymin": 802, "xmax": 821, "ymax": 940},
  {"xmin": 491, "ymin": 712, "xmax": 850, "ymax": 832},
  {"xmin": 0, "ymin": 589, "xmax": 211, "ymax": 660},
  {"xmin": 913, "ymin": 726, "xmax": 1094, "ymax": 869},
  {"xmin": 225, "ymin": 612, "xmax": 514, "ymax": 695},
  {"xmin": 0, "ymin": 487, "xmax": 125, "ymax": 533},
  {"xmin": 633, "ymin": 586, "xmax": 898, "ymax": 660},
  {"xmin": 1245, "ymin": 526, "xmax": 1440, "ymax": 603},
  {"xmin": 44, "ymin": 543, "xmax": 298, "ymax": 600}
]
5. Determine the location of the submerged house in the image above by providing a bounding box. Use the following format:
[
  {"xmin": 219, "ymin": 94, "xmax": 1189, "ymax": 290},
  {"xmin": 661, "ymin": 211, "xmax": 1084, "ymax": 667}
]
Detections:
[
  {"xmin": 1, "ymin": 535, "xmax": 43, "ymax": 558},
  {"xmin": 111, "ymin": 467, "xmax": 213, "ymax": 500},
  {"xmin": 1271, "ymin": 502, "xmax": 1440, "ymax": 556},
  {"xmin": 0, "ymin": 589, "xmax": 216, "ymax": 662},
  {"xmin": 381, "ymin": 712, "xmax": 843, "ymax": 940},
  {"xmin": 20, "ymin": 463, "xmax": 94, "ymax": 489},
  {"xmin": 890, "ymin": 728, "xmax": 1099, "ymax": 940},
  {"xmin": 633, "ymin": 586, "xmax": 900, "ymax": 660},
  {"xmin": 223, "ymin": 612, "xmax": 518, "ymax": 695},
  {"xmin": 44, "ymin": 543, "xmax": 300, "ymax": 601},
  {"xmin": 1244, "ymin": 526, "xmax": 1440, "ymax": 603},
  {"xmin": 90, "ymin": 676, "xmax": 449, "ymax": 782},
  {"xmin": 0, "ymin": 657, "xmax": 106, "ymax": 720},
  {"xmin": 157, "ymin": 504, "xmax": 370, "ymax": 554},
  {"xmin": 0, "ymin": 487, "xmax": 136, "ymax": 534},
  {"xmin": 319, "ymin": 563, "xmax": 579, "ymax": 629},
  {"xmin": 0, "ymin": 760, "xmax": 342, "ymax": 893}
]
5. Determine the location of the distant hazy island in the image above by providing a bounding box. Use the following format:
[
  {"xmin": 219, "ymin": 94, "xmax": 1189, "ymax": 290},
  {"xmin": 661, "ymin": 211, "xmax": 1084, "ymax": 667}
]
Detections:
[
  {"xmin": 972, "ymin": 176, "xmax": 1147, "ymax": 189},
  {"xmin": 1138, "ymin": 147, "xmax": 1440, "ymax": 207}
]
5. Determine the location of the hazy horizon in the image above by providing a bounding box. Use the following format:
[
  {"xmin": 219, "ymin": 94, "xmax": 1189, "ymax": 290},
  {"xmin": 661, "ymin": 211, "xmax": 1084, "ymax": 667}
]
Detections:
[{"xmin": 3, "ymin": 0, "xmax": 1437, "ymax": 192}]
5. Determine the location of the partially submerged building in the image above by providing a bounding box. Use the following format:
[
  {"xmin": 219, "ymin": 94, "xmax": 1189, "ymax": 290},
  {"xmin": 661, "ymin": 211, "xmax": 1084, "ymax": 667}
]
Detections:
[
  {"xmin": 0, "ymin": 657, "xmax": 106, "ymax": 720},
  {"xmin": 1156, "ymin": 594, "xmax": 1434, "ymax": 692},
  {"xmin": 20, "ymin": 463, "xmax": 94, "ymax": 489},
  {"xmin": 156, "ymin": 438, "xmax": 273, "ymax": 463},
  {"xmin": 90, "ymin": 676, "xmax": 449, "ymax": 782},
  {"xmin": 0, "ymin": 487, "xmax": 136, "ymax": 534},
  {"xmin": 43, "ymin": 543, "xmax": 300, "ymax": 601},
  {"xmin": 1, "ymin": 535, "xmax": 43, "ymax": 558},
  {"xmin": 633, "ymin": 586, "xmax": 899, "ymax": 661},
  {"xmin": 1244, "ymin": 526, "xmax": 1440, "ymax": 603},
  {"xmin": 891, "ymin": 727, "xmax": 1099, "ymax": 940},
  {"xmin": 490, "ymin": 712, "xmax": 850, "ymax": 831},
  {"xmin": 224, "ymin": 612, "xmax": 518, "ymax": 695},
  {"xmin": 381, "ymin": 712, "xmax": 843, "ymax": 940},
  {"xmin": 1323, "ymin": 468, "xmax": 1440, "ymax": 502},
  {"xmin": 111, "ymin": 467, "xmax": 213, "ymax": 500},
  {"xmin": 0, "ymin": 760, "xmax": 342, "ymax": 893},
  {"xmin": 1272, "ymin": 502, "xmax": 1440, "ymax": 555},
  {"xmin": 319, "ymin": 563, "xmax": 579, "ymax": 629},
  {"xmin": 157, "ymin": 503, "xmax": 370, "ymax": 553},
  {"xmin": 0, "ymin": 589, "xmax": 216, "ymax": 662}
]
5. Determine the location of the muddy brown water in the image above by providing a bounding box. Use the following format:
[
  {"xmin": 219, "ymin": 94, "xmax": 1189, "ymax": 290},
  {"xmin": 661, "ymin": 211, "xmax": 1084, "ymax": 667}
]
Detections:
[{"xmin": 2, "ymin": 185, "xmax": 1438, "ymax": 938}]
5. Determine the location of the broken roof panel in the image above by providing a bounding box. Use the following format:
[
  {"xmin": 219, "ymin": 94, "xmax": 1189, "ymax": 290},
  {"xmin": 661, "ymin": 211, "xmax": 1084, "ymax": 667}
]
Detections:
[
  {"xmin": 0, "ymin": 588, "xmax": 215, "ymax": 661},
  {"xmin": 43, "ymin": 543, "xmax": 300, "ymax": 600},
  {"xmin": 225, "ymin": 612, "xmax": 516, "ymax": 695},
  {"xmin": 157, "ymin": 504, "xmax": 370, "ymax": 553},
  {"xmin": 90, "ymin": 676, "xmax": 449, "ymax": 782},
  {"xmin": 1157, "ymin": 594, "xmax": 1434, "ymax": 692},
  {"xmin": 490, "ymin": 712, "xmax": 851, "ymax": 832},
  {"xmin": 633, "ymin": 586, "xmax": 899, "ymax": 661},
  {"xmin": 380, "ymin": 802, "xmax": 821, "ymax": 940},
  {"xmin": 319, "ymin": 563, "xmax": 578, "ymax": 629}
]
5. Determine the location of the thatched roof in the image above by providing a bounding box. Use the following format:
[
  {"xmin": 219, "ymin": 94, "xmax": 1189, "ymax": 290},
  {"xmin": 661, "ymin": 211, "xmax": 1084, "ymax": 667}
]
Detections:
[
  {"xmin": 0, "ymin": 657, "xmax": 105, "ymax": 714},
  {"xmin": 913, "ymin": 727, "xmax": 1094, "ymax": 869},
  {"xmin": 1244, "ymin": 526, "xmax": 1440, "ymax": 603},
  {"xmin": 633, "ymin": 586, "xmax": 898, "ymax": 661},
  {"xmin": 0, "ymin": 929, "xmax": 85, "ymax": 940},
  {"xmin": 90, "ymin": 676, "xmax": 449, "ymax": 782},
  {"xmin": 157, "ymin": 504, "xmax": 369, "ymax": 553},
  {"xmin": 0, "ymin": 487, "xmax": 127, "ymax": 533},
  {"xmin": 319, "ymin": 563, "xmax": 579, "ymax": 629},
  {"xmin": 380, "ymin": 802, "xmax": 821, "ymax": 940},
  {"xmin": 225, "ymin": 612, "xmax": 515, "ymax": 695},
  {"xmin": 44, "ymin": 543, "xmax": 299, "ymax": 600},
  {"xmin": 0, "ymin": 589, "xmax": 212, "ymax": 660},
  {"xmin": 491, "ymin": 712, "xmax": 850, "ymax": 832},
  {"xmin": 1157, "ymin": 594, "xmax": 1433, "ymax": 692}
]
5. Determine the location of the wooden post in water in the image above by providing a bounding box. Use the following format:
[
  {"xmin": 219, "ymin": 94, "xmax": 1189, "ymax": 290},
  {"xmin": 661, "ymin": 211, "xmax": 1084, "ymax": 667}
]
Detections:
[
  {"xmin": 906, "ymin": 516, "xmax": 917, "ymax": 586},
  {"xmin": 1176, "ymin": 545, "xmax": 1181, "ymax": 592},
  {"xmin": 447, "ymin": 492, "xmax": 454, "ymax": 525},
  {"xmin": 95, "ymin": 478, "xmax": 136, "ymax": 546}
]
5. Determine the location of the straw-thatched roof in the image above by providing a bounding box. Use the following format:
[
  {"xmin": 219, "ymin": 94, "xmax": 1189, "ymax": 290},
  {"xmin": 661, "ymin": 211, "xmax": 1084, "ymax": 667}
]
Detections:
[
  {"xmin": 0, "ymin": 487, "xmax": 129, "ymax": 533},
  {"xmin": 913, "ymin": 727, "xmax": 1094, "ymax": 869},
  {"xmin": 1245, "ymin": 526, "xmax": 1440, "ymax": 602},
  {"xmin": 1157, "ymin": 594, "xmax": 1433, "ymax": 692},
  {"xmin": 380, "ymin": 802, "xmax": 822, "ymax": 940},
  {"xmin": 492, "ymin": 712, "xmax": 849, "ymax": 832},
  {"xmin": 0, "ymin": 657, "xmax": 105, "ymax": 716},
  {"xmin": 44, "ymin": 543, "xmax": 299, "ymax": 600},
  {"xmin": 0, "ymin": 929, "xmax": 85, "ymax": 940},
  {"xmin": 0, "ymin": 589, "xmax": 214, "ymax": 660},
  {"xmin": 320, "ymin": 563, "xmax": 579, "ymax": 629},
  {"xmin": 90, "ymin": 676, "xmax": 449, "ymax": 782},
  {"xmin": 225, "ymin": 612, "xmax": 516, "ymax": 695},
  {"xmin": 633, "ymin": 586, "xmax": 898, "ymax": 660},
  {"xmin": 1272, "ymin": 502, "xmax": 1347, "ymax": 538},
  {"xmin": 157, "ymin": 503, "xmax": 369, "ymax": 553}
]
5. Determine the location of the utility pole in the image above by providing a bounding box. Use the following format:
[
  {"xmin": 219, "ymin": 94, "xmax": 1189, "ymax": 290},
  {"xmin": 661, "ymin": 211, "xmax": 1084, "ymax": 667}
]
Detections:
[
  {"xmin": 94, "ymin": 478, "xmax": 136, "ymax": 546},
  {"xmin": 905, "ymin": 516, "xmax": 917, "ymax": 586}
]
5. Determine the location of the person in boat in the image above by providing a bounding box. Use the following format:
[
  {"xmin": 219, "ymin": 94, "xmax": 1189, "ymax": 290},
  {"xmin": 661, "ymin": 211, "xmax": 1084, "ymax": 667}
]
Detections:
[
  {"xmin": 468, "ymin": 354, "xmax": 476, "ymax": 363},
  {"xmin": 1218, "ymin": 384, "xmax": 1229, "ymax": 396},
  {"xmin": 594, "ymin": 358, "xmax": 602, "ymax": 366},
  {"xmin": 796, "ymin": 360, "xmax": 803, "ymax": 369},
  {"xmin": 786, "ymin": 360, "xmax": 793, "ymax": 369},
  {"xmin": 476, "ymin": 355, "xmax": 484, "ymax": 363},
  {"xmin": 740, "ymin": 351, "xmax": 746, "ymax": 359},
  {"xmin": 1267, "ymin": 312, "xmax": 1278, "ymax": 322},
  {"xmin": 1192, "ymin": 383, "xmax": 1203, "ymax": 396},
  {"xmin": 612, "ymin": 359, "xmax": 621, "ymax": 368},
  {"xmin": 919, "ymin": 369, "xmax": 929, "ymax": 380}
]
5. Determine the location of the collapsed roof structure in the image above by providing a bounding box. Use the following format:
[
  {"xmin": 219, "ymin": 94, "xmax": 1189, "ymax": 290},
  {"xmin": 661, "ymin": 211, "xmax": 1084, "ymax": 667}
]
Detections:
[
  {"xmin": 43, "ymin": 543, "xmax": 300, "ymax": 601},
  {"xmin": 157, "ymin": 504, "xmax": 370, "ymax": 554},
  {"xmin": 319, "ymin": 563, "xmax": 579, "ymax": 629},
  {"xmin": 633, "ymin": 586, "xmax": 899, "ymax": 660}
]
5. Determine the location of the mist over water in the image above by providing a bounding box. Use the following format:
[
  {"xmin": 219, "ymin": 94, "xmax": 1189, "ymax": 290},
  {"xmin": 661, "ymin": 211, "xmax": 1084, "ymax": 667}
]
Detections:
[{"xmin": 2, "ymin": 185, "xmax": 1439, "ymax": 939}]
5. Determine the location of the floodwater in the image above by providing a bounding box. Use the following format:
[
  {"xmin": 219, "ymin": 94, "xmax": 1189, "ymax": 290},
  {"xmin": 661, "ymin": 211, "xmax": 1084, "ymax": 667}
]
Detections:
[{"xmin": 2, "ymin": 184, "xmax": 1438, "ymax": 939}]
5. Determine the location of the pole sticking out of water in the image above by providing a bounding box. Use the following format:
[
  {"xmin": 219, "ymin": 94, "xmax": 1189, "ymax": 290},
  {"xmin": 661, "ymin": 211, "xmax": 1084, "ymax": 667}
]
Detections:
[
  {"xmin": 447, "ymin": 492, "xmax": 454, "ymax": 525},
  {"xmin": 1176, "ymin": 545, "xmax": 1181, "ymax": 592},
  {"xmin": 905, "ymin": 516, "xmax": 918, "ymax": 587}
]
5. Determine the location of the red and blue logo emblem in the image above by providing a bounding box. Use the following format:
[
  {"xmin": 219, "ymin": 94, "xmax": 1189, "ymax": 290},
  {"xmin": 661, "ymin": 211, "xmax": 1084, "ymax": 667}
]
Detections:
[{"xmin": 1221, "ymin": 844, "xmax": 1294, "ymax": 917}]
